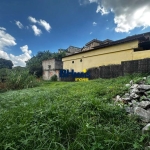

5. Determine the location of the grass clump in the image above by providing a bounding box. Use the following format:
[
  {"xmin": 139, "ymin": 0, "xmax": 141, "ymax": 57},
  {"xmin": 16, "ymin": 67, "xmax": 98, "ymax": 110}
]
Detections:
[{"xmin": 0, "ymin": 74, "xmax": 148, "ymax": 150}]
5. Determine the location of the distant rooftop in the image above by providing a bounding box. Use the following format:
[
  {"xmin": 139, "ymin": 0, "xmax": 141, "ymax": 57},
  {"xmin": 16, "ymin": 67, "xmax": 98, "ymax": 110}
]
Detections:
[{"xmin": 63, "ymin": 31, "xmax": 150, "ymax": 58}]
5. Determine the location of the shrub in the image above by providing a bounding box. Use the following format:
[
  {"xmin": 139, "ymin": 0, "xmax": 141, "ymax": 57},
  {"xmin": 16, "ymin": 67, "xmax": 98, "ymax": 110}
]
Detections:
[{"xmin": 51, "ymin": 74, "xmax": 58, "ymax": 81}]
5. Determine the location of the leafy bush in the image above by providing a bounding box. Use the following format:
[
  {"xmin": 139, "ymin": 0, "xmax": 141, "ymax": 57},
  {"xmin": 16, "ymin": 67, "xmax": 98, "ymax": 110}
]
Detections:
[
  {"xmin": 5, "ymin": 69, "xmax": 38, "ymax": 90},
  {"xmin": 51, "ymin": 74, "xmax": 58, "ymax": 81}
]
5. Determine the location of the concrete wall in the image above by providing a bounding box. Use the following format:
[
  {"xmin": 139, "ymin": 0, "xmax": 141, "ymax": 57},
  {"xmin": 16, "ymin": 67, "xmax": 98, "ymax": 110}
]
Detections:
[
  {"xmin": 62, "ymin": 40, "xmax": 139, "ymax": 72},
  {"xmin": 43, "ymin": 70, "xmax": 60, "ymax": 80},
  {"xmin": 42, "ymin": 59, "xmax": 55, "ymax": 70},
  {"xmin": 42, "ymin": 59, "xmax": 63, "ymax": 80}
]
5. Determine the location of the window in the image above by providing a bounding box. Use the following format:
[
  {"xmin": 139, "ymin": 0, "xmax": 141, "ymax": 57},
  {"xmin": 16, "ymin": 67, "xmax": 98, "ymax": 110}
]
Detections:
[
  {"xmin": 72, "ymin": 61, "xmax": 74, "ymax": 63},
  {"xmin": 48, "ymin": 65, "xmax": 51, "ymax": 69},
  {"xmin": 80, "ymin": 59, "xmax": 82, "ymax": 62}
]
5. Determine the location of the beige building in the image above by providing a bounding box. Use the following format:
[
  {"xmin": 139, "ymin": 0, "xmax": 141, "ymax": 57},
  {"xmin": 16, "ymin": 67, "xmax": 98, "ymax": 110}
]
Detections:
[
  {"xmin": 42, "ymin": 59, "xmax": 63, "ymax": 80},
  {"xmin": 82, "ymin": 39, "xmax": 113, "ymax": 51},
  {"xmin": 62, "ymin": 32, "xmax": 150, "ymax": 72}
]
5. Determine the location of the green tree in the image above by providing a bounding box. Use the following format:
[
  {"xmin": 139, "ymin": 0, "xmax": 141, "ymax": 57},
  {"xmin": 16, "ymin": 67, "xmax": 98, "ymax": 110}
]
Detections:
[
  {"xmin": 26, "ymin": 50, "xmax": 66, "ymax": 77},
  {"xmin": 0, "ymin": 58, "xmax": 13, "ymax": 69}
]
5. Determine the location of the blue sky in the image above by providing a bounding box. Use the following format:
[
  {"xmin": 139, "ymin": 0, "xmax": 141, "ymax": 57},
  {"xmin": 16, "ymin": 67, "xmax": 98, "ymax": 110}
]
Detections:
[{"xmin": 0, "ymin": 0, "xmax": 150, "ymax": 66}]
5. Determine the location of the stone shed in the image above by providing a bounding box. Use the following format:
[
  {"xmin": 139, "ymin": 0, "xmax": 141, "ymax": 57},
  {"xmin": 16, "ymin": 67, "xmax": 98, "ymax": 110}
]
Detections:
[{"xmin": 42, "ymin": 59, "xmax": 63, "ymax": 80}]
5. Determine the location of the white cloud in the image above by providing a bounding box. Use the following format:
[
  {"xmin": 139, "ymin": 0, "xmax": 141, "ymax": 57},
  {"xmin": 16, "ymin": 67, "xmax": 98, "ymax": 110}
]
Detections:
[
  {"xmin": 84, "ymin": 0, "xmax": 150, "ymax": 33},
  {"xmin": 0, "ymin": 50, "xmax": 9, "ymax": 60},
  {"xmin": 15, "ymin": 21, "xmax": 23, "ymax": 29},
  {"xmin": 31, "ymin": 25, "xmax": 42, "ymax": 36},
  {"xmin": 0, "ymin": 45, "xmax": 32, "ymax": 67},
  {"xmin": 93, "ymin": 22, "xmax": 97, "ymax": 26},
  {"xmin": 90, "ymin": 32, "xmax": 93, "ymax": 34},
  {"xmin": 38, "ymin": 19, "xmax": 51, "ymax": 32},
  {"xmin": 89, "ymin": 0, "xmax": 98, "ymax": 2},
  {"xmin": 0, "ymin": 27, "xmax": 32, "ymax": 67},
  {"xmin": 96, "ymin": 5, "xmax": 109, "ymax": 15},
  {"xmin": 9, "ymin": 45, "xmax": 32, "ymax": 66},
  {"xmin": 0, "ymin": 27, "xmax": 17, "ymax": 50},
  {"xmin": 28, "ymin": 16, "xmax": 51, "ymax": 32},
  {"xmin": 106, "ymin": 27, "xmax": 109, "ymax": 30},
  {"xmin": 28, "ymin": 16, "xmax": 37, "ymax": 23},
  {"xmin": 79, "ymin": 0, "xmax": 89, "ymax": 5},
  {"xmin": 0, "ymin": 27, "xmax": 6, "ymax": 30}
]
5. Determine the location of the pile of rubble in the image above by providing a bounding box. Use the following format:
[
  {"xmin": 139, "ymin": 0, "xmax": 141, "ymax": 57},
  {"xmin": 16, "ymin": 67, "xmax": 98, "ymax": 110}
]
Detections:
[{"xmin": 115, "ymin": 77, "xmax": 150, "ymax": 149}]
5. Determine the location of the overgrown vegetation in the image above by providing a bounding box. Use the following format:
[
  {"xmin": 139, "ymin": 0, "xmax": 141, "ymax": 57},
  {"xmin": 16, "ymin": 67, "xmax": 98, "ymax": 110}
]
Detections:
[
  {"xmin": 0, "ymin": 68, "xmax": 38, "ymax": 92},
  {"xmin": 0, "ymin": 74, "xmax": 149, "ymax": 150}
]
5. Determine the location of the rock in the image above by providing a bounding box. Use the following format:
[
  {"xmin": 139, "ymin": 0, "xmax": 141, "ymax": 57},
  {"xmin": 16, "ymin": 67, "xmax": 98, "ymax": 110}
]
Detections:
[
  {"xmin": 122, "ymin": 93, "xmax": 130, "ymax": 101},
  {"xmin": 130, "ymin": 80, "xmax": 133, "ymax": 85},
  {"xmin": 125, "ymin": 93, "xmax": 130, "ymax": 97},
  {"xmin": 122, "ymin": 97, "xmax": 131, "ymax": 101},
  {"xmin": 139, "ymin": 101, "xmax": 150, "ymax": 109},
  {"xmin": 125, "ymin": 107, "xmax": 133, "ymax": 113},
  {"xmin": 145, "ymin": 146, "xmax": 150, "ymax": 150},
  {"xmin": 138, "ymin": 85, "xmax": 150, "ymax": 91},
  {"xmin": 132, "ymin": 100, "xmax": 139, "ymax": 107},
  {"xmin": 125, "ymin": 84, "xmax": 130, "ymax": 87},
  {"xmin": 142, "ymin": 123, "xmax": 150, "ymax": 134},
  {"xmin": 128, "ymin": 102, "xmax": 133, "ymax": 107},
  {"xmin": 147, "ymin": 108, "xmax": 150, "ymax": 113},
  {"xmin": 130, "ymin": 93, "xmax": 140, "ymax": 99},
  {"xmin": 130, "ymin": 88, "xmax": 139, "ymax": 94},
  {"xmin": 130, "ymin": 84, "xmax": 138, "ymax": 89},
  {"xmin": 134, "ymin": 107, "xmax": 150, "ymax": 122},
  {"xmin": 115, "ymin": 95, "xmax": 122, "ymax": 102}
]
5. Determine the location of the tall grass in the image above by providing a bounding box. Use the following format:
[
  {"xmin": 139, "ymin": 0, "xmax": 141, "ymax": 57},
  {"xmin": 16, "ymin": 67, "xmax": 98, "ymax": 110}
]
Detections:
[
  {"xmin": 0, "ymin": 74, "xmax": 149, "ymax": 150},
  {"xmin": 0, "ymin": 69, "xmax": 38, "ymax": 91}
]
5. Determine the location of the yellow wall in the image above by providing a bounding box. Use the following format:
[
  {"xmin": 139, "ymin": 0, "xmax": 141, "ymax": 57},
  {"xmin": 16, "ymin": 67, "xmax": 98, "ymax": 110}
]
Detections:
[
  {"xmin": 133, "ymin": 50, "xmax": 150, "ymax": 60},
  {"xmin": 63, "ymin": 40, "xmax": 139, "ymax": 72}
]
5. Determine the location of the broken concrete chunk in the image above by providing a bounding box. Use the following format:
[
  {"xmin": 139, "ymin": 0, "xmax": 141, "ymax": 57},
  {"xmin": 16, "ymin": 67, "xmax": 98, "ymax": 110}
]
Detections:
[
  {"xmin": 132, "ymin": 100, "xmax": 139, "ymax": 107},
  {"xmin": 147, "ymin": 108, "xmax": 150, "ymax": 113},
  {"xmin": 115, "ymin": 95, "xmax": 122, "ymax": 102},
  {"xmin": 122, "ymin": 97, "xmax": 131, "ymax": 101},
  {"xmin": 130, "ymin": 84, "xmax": 138, "ymax": 89},
  {"xmin": 125, "ymin": 93, "xmax": 130, "ymax": 97},
  {"xmin": 138, "ymin": 85, "xmax": 150, "ymax": 91},
  {"xmin": 142, "ymin": 123, "xmax": 150, "ymax": 134},
  {"xmin": 125, "ymin": 107, "xmax": 133, "ymax": 113},
  {"xmin": 134, "ymin": 107, "xmax": 150, "ymax": 122},
  {"xmin": 130, "ymin": 93, "xmax": 140, "ymax": 99},
  {"xmin": 139, "ymin": 101, "xmax": 150, "ymax": 109}
]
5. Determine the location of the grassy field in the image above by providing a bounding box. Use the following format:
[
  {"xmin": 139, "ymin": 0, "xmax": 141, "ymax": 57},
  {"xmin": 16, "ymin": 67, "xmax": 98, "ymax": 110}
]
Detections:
[{"xmin": 0, "ymin": 75, "xmax": 148, "ymax": 150}]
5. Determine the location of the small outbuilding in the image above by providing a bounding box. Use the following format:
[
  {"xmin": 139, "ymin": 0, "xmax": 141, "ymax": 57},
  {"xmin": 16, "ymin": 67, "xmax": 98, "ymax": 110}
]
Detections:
[{"xmin": 42, "ymin": 59, "xmax": 63, "ymax": 80}]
